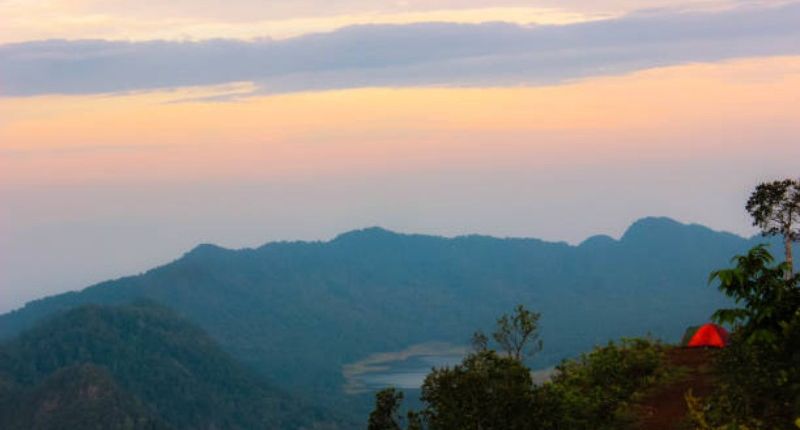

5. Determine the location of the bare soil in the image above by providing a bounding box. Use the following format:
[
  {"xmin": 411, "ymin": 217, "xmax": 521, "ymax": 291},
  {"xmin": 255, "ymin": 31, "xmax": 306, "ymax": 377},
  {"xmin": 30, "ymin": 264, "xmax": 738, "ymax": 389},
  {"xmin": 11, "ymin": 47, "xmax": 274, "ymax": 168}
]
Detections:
[{"xmin": 634, "ymin": 347, "xmax": 717, "ymax": 430}]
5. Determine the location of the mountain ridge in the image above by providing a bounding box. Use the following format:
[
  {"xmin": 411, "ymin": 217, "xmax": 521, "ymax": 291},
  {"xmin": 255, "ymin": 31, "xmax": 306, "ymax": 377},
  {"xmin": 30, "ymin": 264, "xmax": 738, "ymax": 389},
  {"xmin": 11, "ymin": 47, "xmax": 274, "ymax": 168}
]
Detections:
[
  {"xmin": 171, "ymin": 216, "xmax": 752, "ymax": 264},
  {"xmin": 0, "ymin": 216, "xmax": 788, "ymax": 422}
]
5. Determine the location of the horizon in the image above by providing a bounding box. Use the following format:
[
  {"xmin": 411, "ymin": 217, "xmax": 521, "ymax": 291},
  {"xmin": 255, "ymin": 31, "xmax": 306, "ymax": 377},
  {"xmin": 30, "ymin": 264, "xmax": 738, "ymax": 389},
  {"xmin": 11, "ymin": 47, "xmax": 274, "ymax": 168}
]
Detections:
[
  {"xmin": 197, "ymin": 215, "xmax": 754, "ymax": 251},
  {"xmin": 0, "ymin": 215, "xmax": 768, "ymax": 314},
  {"xmin": 2, "ymin": 0, "xmax": 799, "ymax": 313}
]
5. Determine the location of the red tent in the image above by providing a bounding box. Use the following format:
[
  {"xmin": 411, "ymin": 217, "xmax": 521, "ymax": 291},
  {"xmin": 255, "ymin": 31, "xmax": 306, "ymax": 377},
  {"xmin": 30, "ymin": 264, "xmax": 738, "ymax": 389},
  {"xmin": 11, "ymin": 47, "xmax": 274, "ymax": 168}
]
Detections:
[{"xmin": 686, "ymin": 323, "xmax": 730, "ymax": 348}]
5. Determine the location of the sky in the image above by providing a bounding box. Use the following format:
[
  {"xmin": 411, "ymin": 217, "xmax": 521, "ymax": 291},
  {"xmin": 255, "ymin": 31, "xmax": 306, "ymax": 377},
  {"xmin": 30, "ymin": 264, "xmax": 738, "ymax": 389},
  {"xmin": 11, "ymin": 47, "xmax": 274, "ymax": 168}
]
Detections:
[{"xmin": 1, "ymin": 0, "xmax": 799, "ymax": 312}]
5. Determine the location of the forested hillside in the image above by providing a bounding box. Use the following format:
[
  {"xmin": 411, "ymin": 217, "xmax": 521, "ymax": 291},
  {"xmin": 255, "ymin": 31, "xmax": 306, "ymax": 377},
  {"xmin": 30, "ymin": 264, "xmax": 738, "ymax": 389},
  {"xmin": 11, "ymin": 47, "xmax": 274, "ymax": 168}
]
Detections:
[
  {"xmin": 0, "ymin": 302, "xmax": 338, "ymax": 429},
  {"xmin": 0, "ymin": 217, "xmax": 789, "ymax": 420}
]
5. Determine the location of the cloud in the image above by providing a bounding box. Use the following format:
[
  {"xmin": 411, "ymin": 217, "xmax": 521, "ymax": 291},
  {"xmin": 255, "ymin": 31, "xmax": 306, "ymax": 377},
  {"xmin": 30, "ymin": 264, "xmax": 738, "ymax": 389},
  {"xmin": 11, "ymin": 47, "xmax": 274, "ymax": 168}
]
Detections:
[{"xmin": 1, "ymin": 2, "xmax": 799, "ymax": 97}]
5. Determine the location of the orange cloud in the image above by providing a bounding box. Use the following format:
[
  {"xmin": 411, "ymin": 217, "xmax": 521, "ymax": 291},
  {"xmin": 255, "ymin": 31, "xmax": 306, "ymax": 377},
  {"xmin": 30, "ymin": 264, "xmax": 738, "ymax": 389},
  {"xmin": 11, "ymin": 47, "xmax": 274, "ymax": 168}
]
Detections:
[{"xmin": 2, "ymin": 56, "xmax": 799, "ymax": 187}]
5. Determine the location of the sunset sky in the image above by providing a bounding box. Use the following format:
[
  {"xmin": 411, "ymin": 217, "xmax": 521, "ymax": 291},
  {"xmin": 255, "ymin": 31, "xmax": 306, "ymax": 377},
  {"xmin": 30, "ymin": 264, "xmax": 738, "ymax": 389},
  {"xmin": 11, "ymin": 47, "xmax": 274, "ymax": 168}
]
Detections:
[{"xmin": 2, "ymin": 0, "xmax": 799, "ymax": 311}]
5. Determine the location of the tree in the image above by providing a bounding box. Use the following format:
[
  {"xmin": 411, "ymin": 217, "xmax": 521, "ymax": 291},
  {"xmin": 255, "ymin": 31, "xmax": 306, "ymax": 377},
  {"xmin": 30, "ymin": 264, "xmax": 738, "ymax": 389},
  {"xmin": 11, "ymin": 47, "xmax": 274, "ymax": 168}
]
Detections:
[
  {"xmin": 419, "ymin": 350, "xmax": 537, "ymax": 430},
  {"xmin": 703, "ymin": 245, "xmax": 800, "ymax": 427},
  {"xmin": 746, "ymin": 179, "xmax": 800, "ymax": 276},
  {"xmin": 491, "ymin": 304, "xmax": 543, "ymax": 361},
  {"xmin": 368, "ymin": 388, "xmax": 404, "ymax": 430},
  {"xmin": 710, "ymin": 244, "xmax": 800, "ymax": 345},
  {"xmin": 366, "ymin": 305, "xmax": 673, "ymax": 430},
  {"xmin": 405, "ymin": 411, "xmax": 424, "ymax": 430},
  {"xmin": 419, "ymin": 305, "xmax": 544, "ymax": 429},
  {"xmin": 368, "ymin": 305, "xmax": 545, "ymax": 430}
]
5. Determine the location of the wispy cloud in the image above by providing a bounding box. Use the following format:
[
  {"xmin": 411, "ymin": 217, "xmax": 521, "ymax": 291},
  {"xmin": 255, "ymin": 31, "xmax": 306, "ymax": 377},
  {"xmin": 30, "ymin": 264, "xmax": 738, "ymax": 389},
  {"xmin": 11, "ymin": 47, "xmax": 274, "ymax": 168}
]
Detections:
[
  {"xmin": 0, "ymin": 6, "xmax": 613, "ymax": 44},
  {"xmin": 1, "ymin": 2, "xmax": 798, "ymax": 97},
  {"xmin": 0, "ymin": 0, "xmax": 754, "ymax": 44}
]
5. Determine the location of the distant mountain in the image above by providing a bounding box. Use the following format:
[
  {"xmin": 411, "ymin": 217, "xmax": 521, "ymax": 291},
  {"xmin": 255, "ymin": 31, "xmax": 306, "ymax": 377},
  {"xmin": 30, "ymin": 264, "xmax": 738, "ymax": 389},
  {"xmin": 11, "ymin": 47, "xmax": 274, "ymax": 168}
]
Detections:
[
  {"xmin": 0, "ymin": 217, "xmax": 790, "ymax": 421},
  {"xmin": 0, "ymin": 302, "xmax": 338, "ymax": 429}
]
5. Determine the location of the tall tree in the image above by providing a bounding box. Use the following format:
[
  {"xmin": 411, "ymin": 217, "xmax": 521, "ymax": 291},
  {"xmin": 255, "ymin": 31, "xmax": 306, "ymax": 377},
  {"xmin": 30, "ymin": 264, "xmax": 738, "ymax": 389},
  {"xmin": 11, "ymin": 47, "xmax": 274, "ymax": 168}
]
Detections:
[
  {"xmin": 746, "ymin": 178, "xmax": 800, "ymax": 277},
  {"xmin": 703, "ymin": 245, "xmax": 800, "ymax": 427}
]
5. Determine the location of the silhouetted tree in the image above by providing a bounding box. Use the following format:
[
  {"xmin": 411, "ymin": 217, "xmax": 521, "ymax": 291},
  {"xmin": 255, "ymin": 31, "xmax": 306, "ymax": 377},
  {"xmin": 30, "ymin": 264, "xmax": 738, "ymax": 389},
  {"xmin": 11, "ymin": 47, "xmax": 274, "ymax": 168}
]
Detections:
[
  {"xmin": 492, "ymin": 304, "xmax": 543, "ymax": 361},
  {"xmin": 405, "ymin": 411, "xmax": 424, "ymax": 430},
  {"xmin": 368, "ymin": 388, "xmax": 404, "ymax": 430},
  {"xmin": 470, "ymin": 330, "xmax": 489, "ymax": 352},
  {"xmin": 746, "ymin": 178, "xmax": 800, "ymax": 276}
]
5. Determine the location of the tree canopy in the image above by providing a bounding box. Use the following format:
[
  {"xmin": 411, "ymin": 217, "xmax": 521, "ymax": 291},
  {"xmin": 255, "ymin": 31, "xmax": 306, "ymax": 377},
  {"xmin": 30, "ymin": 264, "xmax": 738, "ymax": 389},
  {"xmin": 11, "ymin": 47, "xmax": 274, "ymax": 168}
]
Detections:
[
  {"xmin": 746, "ymin": 178, "xmax": 800, "ymax": 275},
  {"xmin": 0, "ymin": 302, "xmax": 337, "ymax": 429},
  {"xmin": 693, "ymin": 245, "xmax": 800, "ymax": 429},
  {"xmin": 368, "ymin": 388, "xmax": 404, "ymax": 430},
  {"xmin": 489, "ymin": 304, "xmax": 543, "ymax": 361},
  {"xmin": 368, "ymin": 306, "xmax": 671, "ymax": 430}
]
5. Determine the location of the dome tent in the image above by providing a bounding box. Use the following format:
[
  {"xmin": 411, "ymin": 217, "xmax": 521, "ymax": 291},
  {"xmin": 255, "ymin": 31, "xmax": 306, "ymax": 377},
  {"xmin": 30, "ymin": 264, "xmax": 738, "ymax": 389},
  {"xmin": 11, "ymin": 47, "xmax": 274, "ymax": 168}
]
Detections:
[{"xmin": 681, "ymin": 323, "xmax": 729, "ymax": 348}]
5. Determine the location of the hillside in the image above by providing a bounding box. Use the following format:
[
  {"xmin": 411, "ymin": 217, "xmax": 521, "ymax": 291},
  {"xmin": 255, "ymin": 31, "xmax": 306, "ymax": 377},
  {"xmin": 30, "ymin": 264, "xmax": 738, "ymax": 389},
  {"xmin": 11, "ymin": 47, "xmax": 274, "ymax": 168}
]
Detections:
[
  {"xmin": 0, "ymin": 363, "xmax": 170, "ymax": 429},
  {"xmin": 0, "ymin": 217, "xmax": 788, "ymax": 419},
  {"xmin": 0, "ymin": 302, "xmax": 338, "ymax": 429}
]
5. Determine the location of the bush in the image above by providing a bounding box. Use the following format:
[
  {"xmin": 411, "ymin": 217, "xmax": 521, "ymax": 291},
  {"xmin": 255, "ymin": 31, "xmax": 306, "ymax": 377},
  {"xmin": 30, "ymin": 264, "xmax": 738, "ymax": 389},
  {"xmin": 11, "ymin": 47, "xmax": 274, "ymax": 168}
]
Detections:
[
  {"xmin": 690, "ymin": 245, "xmax": 800, "ymax": 429},
  {"xmin": 368, "ymin": 336, "xmax": 670, "ymax": 429},
  {"xmin": 544, "ymin": 337, "xmax": 669, "ymax": 429}
]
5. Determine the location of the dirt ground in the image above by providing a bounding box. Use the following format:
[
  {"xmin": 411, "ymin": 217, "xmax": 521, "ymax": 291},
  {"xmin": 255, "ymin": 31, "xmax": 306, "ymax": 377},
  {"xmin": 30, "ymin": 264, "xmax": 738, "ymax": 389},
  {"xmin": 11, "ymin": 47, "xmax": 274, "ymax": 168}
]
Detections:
[{"xmin": 634, "ymin": 348, "xmax": 717, "ymax": 430}]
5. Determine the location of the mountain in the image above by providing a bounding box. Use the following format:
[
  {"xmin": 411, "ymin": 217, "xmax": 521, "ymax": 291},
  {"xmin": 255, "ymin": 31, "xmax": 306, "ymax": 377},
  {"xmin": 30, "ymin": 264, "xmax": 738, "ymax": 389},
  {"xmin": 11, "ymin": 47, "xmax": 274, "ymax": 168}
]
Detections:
[
  {"xmin": 0, "ymin": 217, "xmax": 789, "ymax": 421},
  {"xmin": 0, "ymin": 363, "xmax": 169, "ymax": 430},
  {"xmin": 0, "ymin": 302, "xmax": 338, "ymax": 429}
]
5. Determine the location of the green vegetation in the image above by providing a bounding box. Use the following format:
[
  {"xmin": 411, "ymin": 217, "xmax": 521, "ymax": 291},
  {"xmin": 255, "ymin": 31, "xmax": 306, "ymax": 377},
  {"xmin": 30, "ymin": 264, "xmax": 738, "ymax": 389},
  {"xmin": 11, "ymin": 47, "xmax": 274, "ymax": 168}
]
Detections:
[
  {"xmin": 2, "ymin": 188, "xmax": 794, "ymax": 427},
  {"xmin": 416, "ymin": 306, "xmax": 545, "ymax": 430},
  {"xmin": 3, "ymin": 363, "xmax": 170, "ymax": 430},
  {"xmin": 418, "ymin": 349, "xmax": 539, "ymax": 430},
  {"xmin": 0, "ymin": 217, "xmax": 776, "ymax": 419},
  {"xmin": 368, "ymin": 388, "xmax": 404, "ymax": 430},
  {"xmin": 0, "ymin": 302, "xmax": 339, "ymax": 429},
  {"xmin": 687, "ymin": 178, "xmax": 800, "ymax": 429},
  {"xmin": 687, "ymin": 245, "xmax": 800, "ymax": 429},
  {"xmin": 545, "ymin": 337, "xmax": 671, "ymax": 429},
  {"xmin": 368, "ymin": 306, "xmax": 672, "ymax": 429},
  {"xmin": 475, "ymin": 304, "xmax": 543, "ymax": 361},
  {"xmin": 745, "ymin": 178, "xmax": 800, "ymax": 275}
]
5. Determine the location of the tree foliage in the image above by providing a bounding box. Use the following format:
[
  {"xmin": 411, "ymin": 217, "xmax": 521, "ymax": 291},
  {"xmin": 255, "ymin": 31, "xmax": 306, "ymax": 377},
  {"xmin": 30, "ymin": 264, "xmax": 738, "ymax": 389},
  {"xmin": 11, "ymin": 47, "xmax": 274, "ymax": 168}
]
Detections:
[
  {"xmin": 546, "ymin": 338, "xmax": 668, "ymax": 429},
  {"xmin": 415, "ymin": 305, "xmax": 544, "ymax": 429},
  {"xmin": 491, "ymin": 304, "xmax": 543, "ymax": 361},
  {"xmin": 368, "ymin": 307, "xmax": 670, "ymax": 430},
  {"xmin": 0, "ymin": 302, "xmax": 338, "ymax": 430},
  {"xmin": 746, "ymin": 179, "xmax": 800, "ymax": 275},
  {"xmin": 694, "ymin": 245, "xmax": 800, "ymax": 429},
  {"xmin": 420, "ymin": 350, "xmax": 537, "ymax": 430},
  {"xmin": 710, "ymin": 244, "xmax": 800, "ymax": 345},
  {"xmin": 368, "ymin": 388, "xmax": 404, "ymax": 430}
]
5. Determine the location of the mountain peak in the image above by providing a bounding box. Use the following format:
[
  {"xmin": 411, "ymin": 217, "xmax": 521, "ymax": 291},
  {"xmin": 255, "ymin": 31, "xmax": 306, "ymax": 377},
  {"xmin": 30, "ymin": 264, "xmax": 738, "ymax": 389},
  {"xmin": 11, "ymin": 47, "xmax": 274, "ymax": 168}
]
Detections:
[
  {"xmin": 619, "ymin": 217, "xmax": 744, "ymax": 247},
  {"xmin": 579, "ymin": 234, "xmax": 617, "ymax": 249},
  {"xmin": 621, "ymin": 217, "xmax": 685, "ymax": 241},
  {"xmin": 183, "ymin": 243, "xmax": 228, "ymax": 259},
  {"xmin": 333, "ymin": 226, "xmax": 400, "ymax": 242},
  {"xmin": 630, "ymin": 216, "xmax": 683, "ymax": 228}
]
